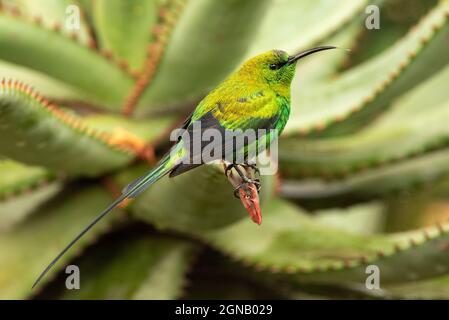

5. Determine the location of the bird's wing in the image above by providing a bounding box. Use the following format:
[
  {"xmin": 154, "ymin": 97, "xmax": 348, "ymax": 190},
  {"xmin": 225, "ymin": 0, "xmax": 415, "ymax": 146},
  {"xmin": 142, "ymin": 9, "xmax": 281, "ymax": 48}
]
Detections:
[
  {"xmin": 192, "ymin": 88, "xmax": 280, "ymax": 128},
  {"xmin": 170, "ymin": 90, "xmax": 280, "ymax": 176}
]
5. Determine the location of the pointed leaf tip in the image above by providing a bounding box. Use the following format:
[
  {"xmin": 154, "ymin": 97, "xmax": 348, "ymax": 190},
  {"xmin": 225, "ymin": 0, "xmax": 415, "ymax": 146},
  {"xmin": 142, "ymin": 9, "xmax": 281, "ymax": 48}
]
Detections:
[{"xmin": 238, "ymin": 184, "xmax": 262, "ymax": 225}]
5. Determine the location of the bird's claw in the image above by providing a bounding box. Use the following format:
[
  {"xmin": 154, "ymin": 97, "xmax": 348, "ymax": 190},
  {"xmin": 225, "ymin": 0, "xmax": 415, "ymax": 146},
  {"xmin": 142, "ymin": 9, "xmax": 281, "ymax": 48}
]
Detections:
[
  {"xmin": 243, "ymin": 162, "xmax": 260, "ymax": 177},
  {"xmin": 224, "ymin": 163, "xmax": 236, "ymax": 178},
  {"xmin": 225, "ymin": 162, "xmax": 260, "ymax": 179},
  {"xmin": 225, "ymin": 163, "xmax": 261, "ymax": 199}
]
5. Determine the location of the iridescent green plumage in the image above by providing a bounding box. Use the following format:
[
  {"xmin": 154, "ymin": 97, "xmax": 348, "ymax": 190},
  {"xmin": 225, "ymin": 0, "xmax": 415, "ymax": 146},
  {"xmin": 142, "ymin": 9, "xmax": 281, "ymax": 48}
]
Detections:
[
  {"xmin": 33, "ymin": 46, "xmax": 336, "ymax": 288},
  {"xmin": 192, "ymin": 50, "xmax": 294, "ymax": 130},
  {"xmin": 167, "ymin": 49, "xmax": 295, "ymax": 176}
]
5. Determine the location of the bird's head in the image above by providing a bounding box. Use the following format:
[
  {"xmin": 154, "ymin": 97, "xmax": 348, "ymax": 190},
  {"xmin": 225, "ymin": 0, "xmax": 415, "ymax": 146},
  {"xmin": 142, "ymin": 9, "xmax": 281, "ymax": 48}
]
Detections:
[{"xmin": 237, "ymin": 46, "xmax": 336, "ymax": 96}]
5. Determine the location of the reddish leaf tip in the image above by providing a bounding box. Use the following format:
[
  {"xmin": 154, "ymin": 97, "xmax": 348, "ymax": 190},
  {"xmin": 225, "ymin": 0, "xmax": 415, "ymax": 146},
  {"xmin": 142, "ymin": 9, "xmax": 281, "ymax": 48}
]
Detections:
[{"xmin": 238, "ymin": 184, "xmax": 262, "ymax": 225}]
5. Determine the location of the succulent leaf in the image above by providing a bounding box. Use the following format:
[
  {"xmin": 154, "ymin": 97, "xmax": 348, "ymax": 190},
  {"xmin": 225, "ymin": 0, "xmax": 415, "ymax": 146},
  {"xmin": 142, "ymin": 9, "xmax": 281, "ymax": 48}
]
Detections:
[
  {"xmin": 297, "ymin": 18, "xmax": 364, "ymax": 84},
  {"xmin": 0, "ymin": 186, "xmax": 123, "ymax": 299},
  {"xmin": 282, "ymin": 149, "xmax": 449, "ymax": 202},
  {"xmin": 116, "ymin": 164, "xmax": 276, "ymax": 232},
  {"xmin": 59, "ymin": 236, "xmax": 197, "ymax": 299},
  {"xmin": 0, "ymin": 59, "xmax": 83, "ymax": 100},
  {"xmin": 83, "ymin": 113, "xmax": 175, "ymax": 143},
  {"xmin": 204, "ymin": 199, "xmax": 449, "ymax": 285},
  {"xmin": 280, "ymin": 99, "xmax": 449, "ymax": 180},
  {"xmin": 1, "ymin": 0, "xmax": 93, "ymax": 44},
  {"xmin": 0, "ymin": 159, "xmax": 55, "ymax": 200},
  {"xmin": 1, "ymin": 0, "xmax": 449, "ymax": 299},
  {"xmin": 385, "ymin": 274, "xmax": 449, "ymax": 299},
  {"xmin": 285, "ymin": 1, "xmax": 449, "ymax": 137},
  {"xmin": 0, "ymin": 160, "xmax": 61, "ymax": 231},
  {"xmin": 280, "ymin": 65, "xmax": 449, "ymax": 199},
  {"xmin": 0, "ymin": 12, "xmax": 134, "ymax": 108},
  {"xmin": 135, "ymin": 0, "xmax": 271, "ymax": 113},
  {"xmin": 249, "ymin": 0, "xmax": 369, "ymax": 54},
  {"xmin": 0, "ymin": 82, "xmax": 135, "ymax": 176},
  {"xmin": 91, "ymin": 0, "xmax": 158, "ymax": 71},
  {"xmin": 345, "ymin": 0, "xmax": 438, "ymax": 69}
]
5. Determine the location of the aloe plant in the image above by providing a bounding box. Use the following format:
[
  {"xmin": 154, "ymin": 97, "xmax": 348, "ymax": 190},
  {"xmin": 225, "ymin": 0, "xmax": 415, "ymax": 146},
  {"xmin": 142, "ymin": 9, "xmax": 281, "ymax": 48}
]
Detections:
[{"xmin": 1, "ymin": 0, "xmax": 449, "ymax": 299}]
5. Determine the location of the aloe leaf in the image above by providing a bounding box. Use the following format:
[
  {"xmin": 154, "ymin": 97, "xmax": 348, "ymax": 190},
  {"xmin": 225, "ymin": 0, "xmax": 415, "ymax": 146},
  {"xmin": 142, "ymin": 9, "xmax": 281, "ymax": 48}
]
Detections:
[
  {"xmin": 385, "ymin": 274, "xmax": 449, "ymax": 299},
  {"xmin": 59, "ymin": 236, "xmax": 197, "ymax": 300},
  {"xmin": 279, "ymin": 61, "xmax": 449, "ymax": 181},
  {"xmin": 0, "ymin": 59, "xmax": 84, "ymax": 100},
  {"xmin": 382, "ymin": 190, "xmax": 433, "ymax": 233},
  {"xmin": 135, "ymin": 0, "xmax": 271, "ymax": 113},
  {"xmin": 0, "ymin": 160, "xmax": 61, "ymax": 231},
  {"xmin": 132, "ymin": 239, "xmax": 197, "ymax": 299},
  {"xmin": 92, "ymin": 0, "xmax": 158, "ymax": 71},
  {"xmin": 297, "ymin": 18, "xmax": 363, "ymax": 84},
  {"xmin": 280, "ymin": 98, "xmax": 449, "ymax": 180},
  {"xmin": 298, "ymin": 227, "xmax": 449, "ymax": 285},
  {"xmin": 0, "ymin": 183, "xmax": 61, "ymax": 232},
  {"xmin": 376, "ymin": 63, "xmax": 449, "ymax": 124},
  {"xmin": 115, "ymin": 163, "xmax": 275, "ymax": 232},
  {"xmin": 285, "ymin": 1, "xmax": 449, "ymax": 137},
  {"xmin": 279, "ymin": 68, "xmax": 449, "ymax": 200},
  {"xmin": 83, "ymin": 113, "xmax": 175, "ymax": 143},
  {"xmin": 282, "ymin": 149, "xmax": 449, "ymax": 201},
  {"xmin": 344, "ymin": 0, "xmax": 437, "ymax": 70},
  {"xmin": 2, "ymin": 0, "xmax": 93, "ymax": 44},
  {"xmin": 313, "ymin": 201, "xmax": 386, "ymax": 235},
  {"xmin": 381, "ymin": 178, "xmax": 449, "ymax": 233},
  {"xmin": 75, "ymin": 0, "xmax": 92, "ymax": 16},
  {"xmin": 0, "ymin": 13, "xmax": 134, "ymax": 108},
  {"xmin": 0, "ymin": 82, "xmax": 134, "ymax": 176},
  {"xmin": 183, "ymin": 251, "xmax": 289, "ymax": 299},
  {"xmin": 203, "ymin": 199, "xmax": 449, "ymax": 285},
  {"xmin": 204, "ymin": 199, "xmax": 392, "ymax": 273},
  {"xmin": 0, "ymin": 186, "xmax": 123, "ymax": 299},
  {"xmin": 0, "ymin": 160, "xmax": 54, "ymax": 200},
  {"xmin": 249, "ymin": 0, "xmax": 369, "ymax": 54}
]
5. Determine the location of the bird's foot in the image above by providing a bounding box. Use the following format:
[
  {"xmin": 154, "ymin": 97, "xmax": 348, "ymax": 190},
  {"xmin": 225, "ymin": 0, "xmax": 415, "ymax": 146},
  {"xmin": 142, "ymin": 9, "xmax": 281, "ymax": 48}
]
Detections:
[
  {"xmin": 224, "ymin": 163, "xmax": 237, "ymax": 178},
  {"xmin": 242, "ymin": 161, "xmax": 260, "ymax": 177},
  {"xmin": 225, "ymin": 162, "xmax": 260, "ymax": 179},
  {"xmin": 225, "ymin": 163, "xmax": 261, "ymax": 198}
]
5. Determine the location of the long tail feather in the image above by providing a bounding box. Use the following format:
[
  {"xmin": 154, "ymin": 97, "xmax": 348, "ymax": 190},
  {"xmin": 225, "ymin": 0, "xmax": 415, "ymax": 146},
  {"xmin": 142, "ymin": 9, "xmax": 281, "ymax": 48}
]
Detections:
[{"xmin": 32, "ymin": 157, "xmax": 173, "ymax": 289}]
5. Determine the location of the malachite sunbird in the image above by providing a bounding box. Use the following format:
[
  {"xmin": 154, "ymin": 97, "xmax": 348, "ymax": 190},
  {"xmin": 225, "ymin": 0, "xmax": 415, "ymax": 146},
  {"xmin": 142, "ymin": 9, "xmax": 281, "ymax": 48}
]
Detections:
[{"xmin": 33, "ymin": 45, "xmax": 336, "ymax": 288}]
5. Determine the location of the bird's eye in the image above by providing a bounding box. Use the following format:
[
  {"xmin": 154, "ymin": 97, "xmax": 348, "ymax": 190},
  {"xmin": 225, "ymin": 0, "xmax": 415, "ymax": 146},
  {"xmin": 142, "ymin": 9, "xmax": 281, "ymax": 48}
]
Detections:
[{"xmin": 269, "ymin": 64, "xmax": 277, "ymax": 70}]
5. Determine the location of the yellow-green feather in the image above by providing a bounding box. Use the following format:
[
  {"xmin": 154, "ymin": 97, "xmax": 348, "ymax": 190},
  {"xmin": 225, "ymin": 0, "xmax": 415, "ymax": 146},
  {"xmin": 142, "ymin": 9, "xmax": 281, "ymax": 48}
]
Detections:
[{"xmin": 192, "ymin": 50, "xmax": 295, "ymax": 135}]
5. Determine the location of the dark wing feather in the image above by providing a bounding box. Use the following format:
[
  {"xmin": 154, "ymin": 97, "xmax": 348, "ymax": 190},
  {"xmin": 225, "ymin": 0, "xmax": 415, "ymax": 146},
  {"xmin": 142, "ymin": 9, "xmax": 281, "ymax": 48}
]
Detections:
[
  {"xmin": 170, "ymin": 110, "xmax": 278, "ymax": 177},
  {"xmin": 170, "ymin": 89, "xmax": 280, "ymax": 177}
]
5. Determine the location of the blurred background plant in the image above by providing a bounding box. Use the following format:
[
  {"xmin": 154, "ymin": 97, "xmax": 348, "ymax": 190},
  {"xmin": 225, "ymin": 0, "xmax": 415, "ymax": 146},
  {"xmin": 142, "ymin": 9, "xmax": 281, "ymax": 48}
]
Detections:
[{"xmin": 0, "ymin": 0, "xmax": 449, "ymax": 299}]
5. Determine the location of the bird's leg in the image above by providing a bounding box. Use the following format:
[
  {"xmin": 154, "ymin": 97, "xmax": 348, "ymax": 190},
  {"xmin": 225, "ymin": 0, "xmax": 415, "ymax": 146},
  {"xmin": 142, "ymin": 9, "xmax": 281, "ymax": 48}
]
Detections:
[
  {"xmin": 224, "ymin": 163, "xmax": 237, "ymax": 179},
  {"xmin": 226, "ymin": 163, "xmax": 259, "ymax": 185},
  {"xmin": 225, "ymin": 163, "xmax": 261, "ymax": 198},
  {"xmin": 240, "ymin": 161, "xmax": 261, "ymax": 193}
]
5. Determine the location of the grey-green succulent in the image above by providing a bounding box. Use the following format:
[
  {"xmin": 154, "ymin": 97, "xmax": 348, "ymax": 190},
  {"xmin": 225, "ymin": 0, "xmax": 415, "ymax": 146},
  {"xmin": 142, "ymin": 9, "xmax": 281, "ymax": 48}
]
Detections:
[{"xmin": 1, "ymin": 0, "xmax": 449, "ymax": 299}]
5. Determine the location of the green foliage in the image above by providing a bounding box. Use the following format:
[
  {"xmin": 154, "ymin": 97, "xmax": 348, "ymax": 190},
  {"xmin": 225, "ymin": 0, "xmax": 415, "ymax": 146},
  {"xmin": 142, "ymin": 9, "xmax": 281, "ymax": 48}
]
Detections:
[
  {"xmin": 136, "ymin": 0, "xmax": 271, "ymax": 112},
  {"xmin": 91, "ymin": 0, "xmax": 159, "ymax": 71},
  {"xmin": 0, "ymin": 186, "xmax": 123, "ymax": 299},
  {"xmin": 0, "ymin": 83, "xmax": 134, "ymax": 175},
  {"xmin": 1, "ymin": 0, "xmax": 449, "ymax": 299},
  {"xmin": 59, "ymin": 235, "xmax": 197, "ymax": 299},
  {"xmin": 113, "ymin": 164, "xmax": 275, "ymax": 232}
]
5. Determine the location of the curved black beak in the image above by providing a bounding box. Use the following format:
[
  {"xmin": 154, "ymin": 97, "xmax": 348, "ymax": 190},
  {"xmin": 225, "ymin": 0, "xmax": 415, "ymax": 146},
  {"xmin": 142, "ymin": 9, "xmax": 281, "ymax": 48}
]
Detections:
[{"xmin": 287, "ymin": 45, "xmax": 337, "ymax": 64}]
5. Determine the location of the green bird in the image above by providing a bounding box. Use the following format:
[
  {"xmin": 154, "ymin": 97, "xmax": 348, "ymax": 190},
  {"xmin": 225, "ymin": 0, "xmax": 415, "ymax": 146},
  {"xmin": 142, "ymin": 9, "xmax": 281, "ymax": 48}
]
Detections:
[{"xmin": 32, "ymin": 45, "xmax": 336, "ymax": 288}]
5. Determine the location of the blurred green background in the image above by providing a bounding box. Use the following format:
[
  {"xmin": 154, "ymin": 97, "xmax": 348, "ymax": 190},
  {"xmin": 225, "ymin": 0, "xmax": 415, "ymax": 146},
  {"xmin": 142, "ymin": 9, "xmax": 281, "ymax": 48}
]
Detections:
[{"xmin": 1, "ymin": 0, "xmax": 449, "ymax": 299}]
